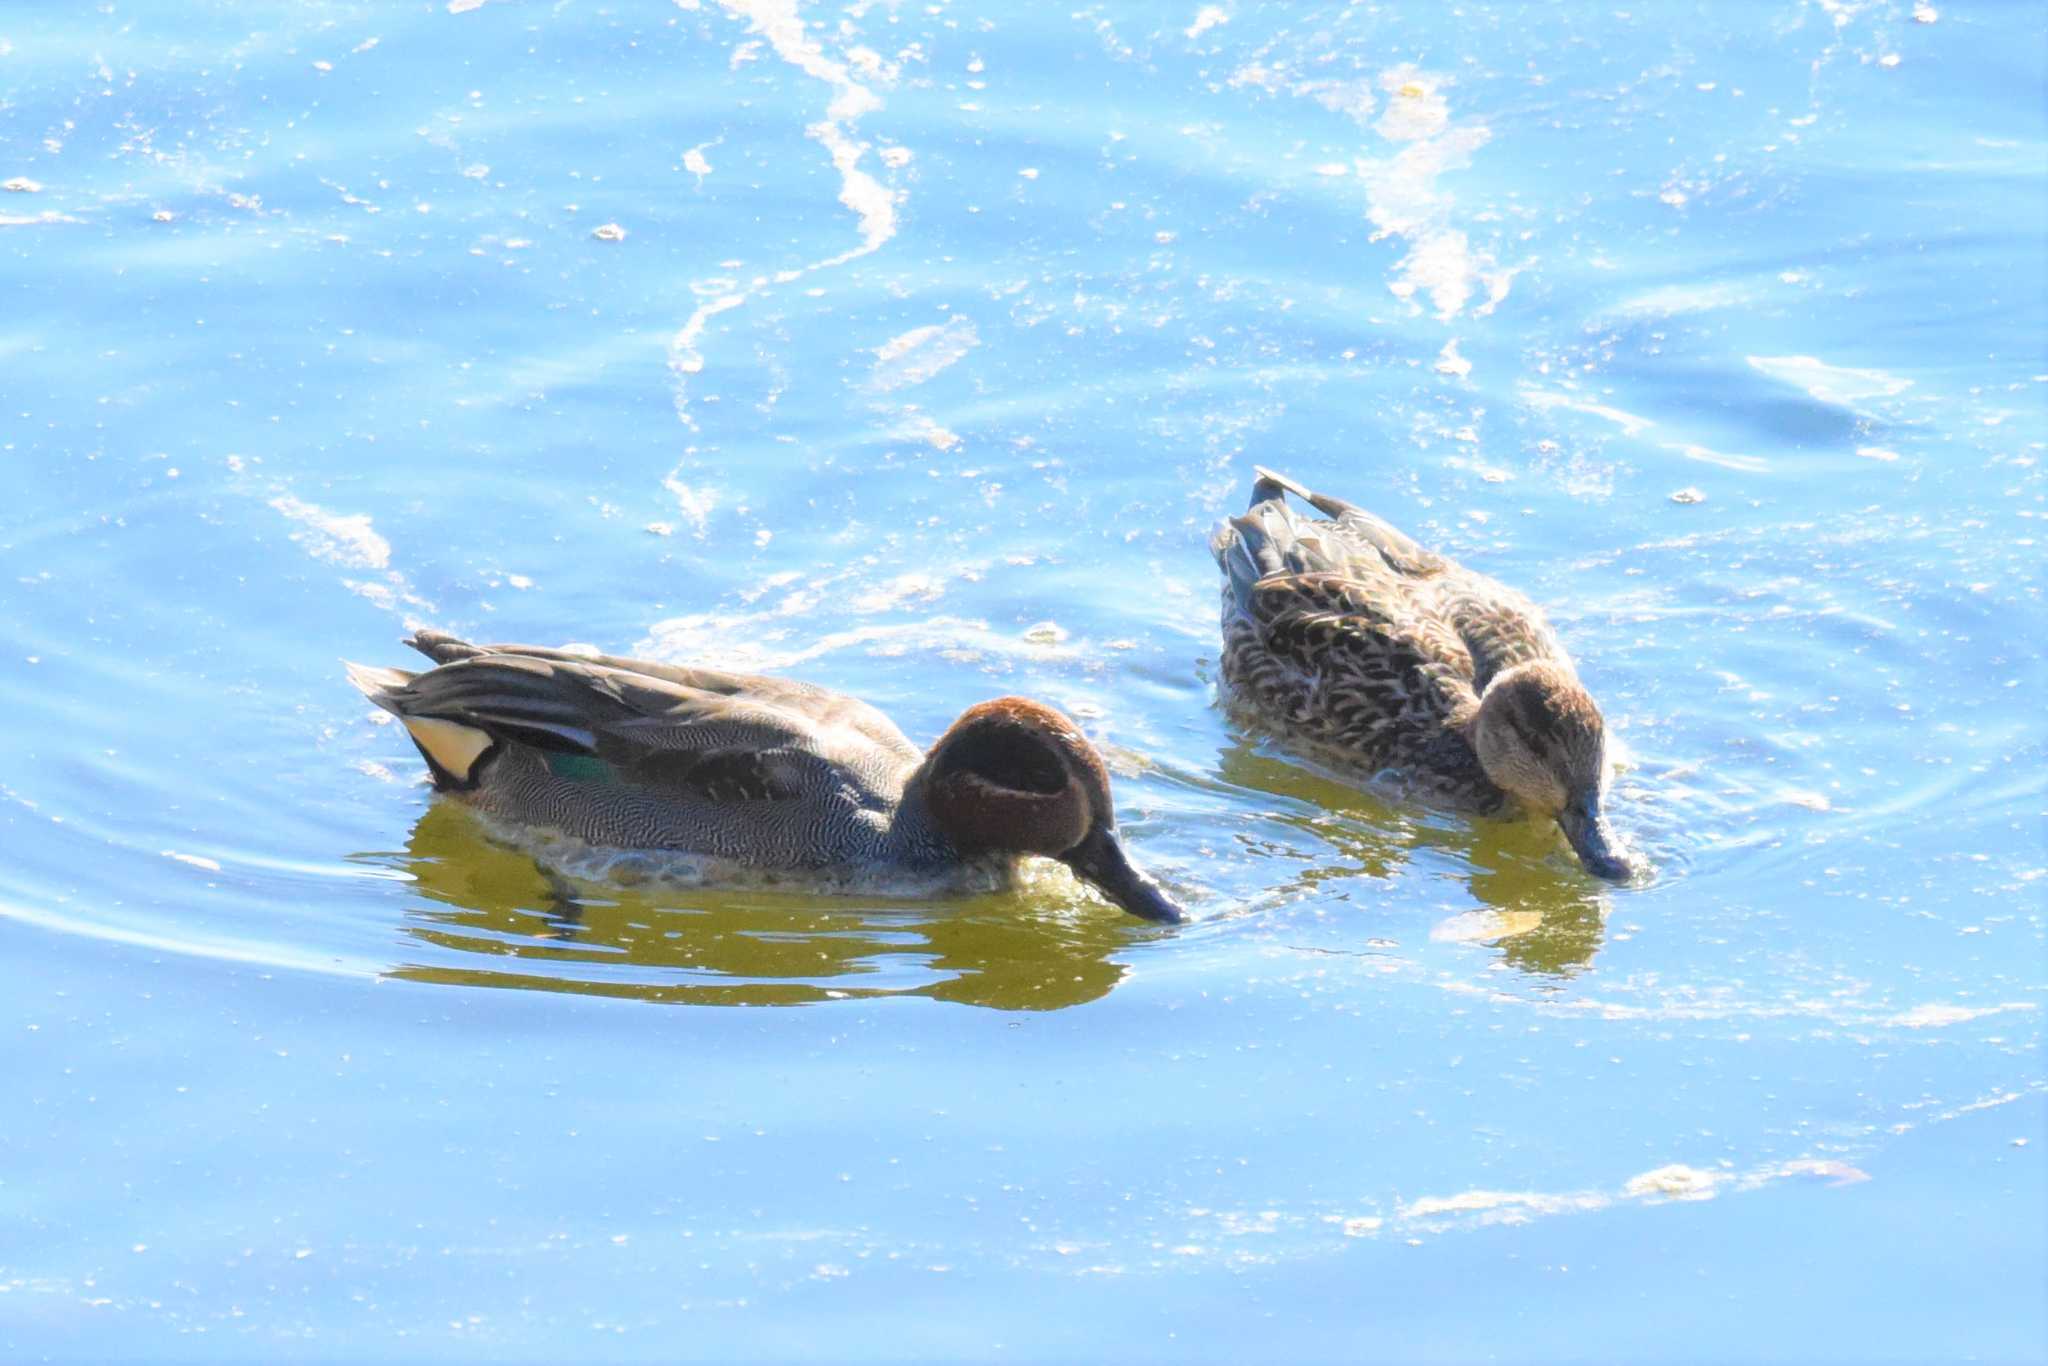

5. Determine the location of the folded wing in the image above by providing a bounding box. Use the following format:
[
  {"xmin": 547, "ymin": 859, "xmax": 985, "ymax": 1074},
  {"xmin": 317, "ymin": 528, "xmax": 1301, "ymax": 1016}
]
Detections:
[{"xmin": 350, "ymin": 638, "xmax": 914, "ymax": 809}]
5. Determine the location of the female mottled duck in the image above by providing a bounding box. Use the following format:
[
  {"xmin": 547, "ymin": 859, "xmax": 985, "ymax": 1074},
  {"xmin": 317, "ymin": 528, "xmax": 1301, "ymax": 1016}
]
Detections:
[{"xmin": 1210, "ymin": 468, "xmax": 1637, "ymax": 881}]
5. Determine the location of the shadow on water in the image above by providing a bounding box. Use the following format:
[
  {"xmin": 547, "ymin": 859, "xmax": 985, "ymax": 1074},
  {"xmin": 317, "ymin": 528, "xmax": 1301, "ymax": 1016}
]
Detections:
[
  {"xmin": 1213, "ymin": 738, "xmax": 1609, "ymax": 977},
  {"xmin": 358, "ymin": 803, "xmax": 1149, "ymax": 1009}
]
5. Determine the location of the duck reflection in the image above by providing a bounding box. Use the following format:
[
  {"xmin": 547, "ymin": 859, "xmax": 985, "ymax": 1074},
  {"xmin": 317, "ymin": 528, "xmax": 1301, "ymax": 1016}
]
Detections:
[
  {"xmin": 364, "ymin": 803, "xmax": 1144, "ymax": 1009},
  {"xmin": 1215, "ymin": 738, "xmax": 1607, "ymax": 976}
]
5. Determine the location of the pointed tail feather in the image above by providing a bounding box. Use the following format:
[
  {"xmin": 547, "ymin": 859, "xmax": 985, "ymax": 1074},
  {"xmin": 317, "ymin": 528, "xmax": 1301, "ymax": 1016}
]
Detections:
[
  {"xmin": 1250, "ymin": 465, "xmax": 1312, "ymax": 508},
  {"xmin": 1248, "ymin": 466, "xmax": 1293, "ymax": 509},
  {"xmin": 1248, "ymin": 466, "xmax": 1439, "ymax": 575},
  {"xmin": 345, "ymin": 657, "xmax": 514, "ymax": 789},
  {"xmin": 1251, "ymin": 465, "xmax": 1367, "ymax": 522},
  {"xmin": 1211, "ymin": 495, "xmax": 1317, "ymax": 605},
  {"xmin": 405, "ymin": 629, "xmax": 484, "ymax": 665},
  {"xmin": 1210, "ymin": 517, "xmax": 1262, "ymax": 600},
  {"xmin": 379, "ymin": 657, "xmax": 604, "ymax": 756},
  {"xmin": 344, "ymin": 660, "xmax": 414, "ymax": 713},
  {"xmin": 1218, "ymin": 468, "xmax": 1329, "ymax": 592}
]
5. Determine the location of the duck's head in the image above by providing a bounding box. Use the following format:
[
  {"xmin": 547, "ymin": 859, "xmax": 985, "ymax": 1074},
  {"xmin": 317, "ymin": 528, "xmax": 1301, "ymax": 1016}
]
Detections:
[
  {"xmin": 1471, "ymin": 662, "xmax": 1637, "ymax": 882},
  {"xmin": 923, "ymin": 698, "xmax": 1186, "ymax": 923}
]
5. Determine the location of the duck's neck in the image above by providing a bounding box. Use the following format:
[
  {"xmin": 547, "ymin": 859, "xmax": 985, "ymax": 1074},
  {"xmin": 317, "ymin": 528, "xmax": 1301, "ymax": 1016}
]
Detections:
[
  {"xmin": 1436, "ymin": 682, "xmax": 1503, "ymax": 808},
  {"xmin": 1450, "ymin": 692, "xmax": 1484, "ymax": 744},
  {"xmin": 1459, "ymin": 659, "xmax": 1549, "ymax": 742},
  {"xmin": 882, "ymin": 764, "xmax": 962, "ymax": 869}
]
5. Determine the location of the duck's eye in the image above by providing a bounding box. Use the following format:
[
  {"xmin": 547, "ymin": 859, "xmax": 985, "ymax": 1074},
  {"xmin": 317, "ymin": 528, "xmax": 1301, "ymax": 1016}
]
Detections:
[{"xmin": 945, "ymin": 724, "xmax": 1068, "ymax": 795}]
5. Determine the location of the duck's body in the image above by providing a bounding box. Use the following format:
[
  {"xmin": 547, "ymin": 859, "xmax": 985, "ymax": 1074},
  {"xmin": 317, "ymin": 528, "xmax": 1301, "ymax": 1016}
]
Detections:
[
  {"xmin": 1211, "ymin": 468, "xmax": 1634, "ymax": 880},
  {"xmin": 347, "ymin": 630, "xmax": 1183, "ymax": 920}
]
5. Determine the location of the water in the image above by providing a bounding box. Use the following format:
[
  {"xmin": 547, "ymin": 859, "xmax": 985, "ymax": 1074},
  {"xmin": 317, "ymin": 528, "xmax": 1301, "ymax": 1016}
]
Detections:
[{"xmin": 3, "ymin": 0, "xmax": 2043, "ymax": 1358}]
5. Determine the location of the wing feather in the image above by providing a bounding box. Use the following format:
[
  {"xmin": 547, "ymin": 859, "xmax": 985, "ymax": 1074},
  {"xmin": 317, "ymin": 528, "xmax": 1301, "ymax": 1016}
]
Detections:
[
  {"xmin": 370, "ymin": 652, "xmax": 891, "ymax": 805},
  {"xmin": 404, "ymin": 631, "xmax": 923, "ymax": 766},
  {"xmin": 1225, "ymin": 573, "xmax": 1478, "ymax": 767}
]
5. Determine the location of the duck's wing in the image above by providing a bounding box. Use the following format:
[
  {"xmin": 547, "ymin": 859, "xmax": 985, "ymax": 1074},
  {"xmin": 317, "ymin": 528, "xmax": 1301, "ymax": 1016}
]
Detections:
[
  {"xmin": 1214, "ymin": 476, "xmax": 1570, "ymax": 696},
  {"xmin": 401, "ymin": 630, "xmax": 924, "ymax": 767},
  {"xmin": 1219, "ymin": 570, "xmax": 1480, "ymax": 762},
  {"xmin": 350, "ymin": 647, "xmax": 910, "ymax": 804}
]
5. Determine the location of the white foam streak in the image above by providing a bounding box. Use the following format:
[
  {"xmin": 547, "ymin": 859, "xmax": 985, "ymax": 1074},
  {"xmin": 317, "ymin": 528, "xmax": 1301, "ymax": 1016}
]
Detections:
[
  {"xmin": 1519, "ymin": 388, "xmax": 1657, "ymax": 438},
  {"xmin": 1611, "ymin": 281, "xmax": 1757, "ymax": 317},
  {"xmin": 871, "ymin": 317, "xmax": 979, "ymax": 392},
  {"xmin": 1226, "ymin": 61, "xmax": 1510, "ymax": 318},
  {"xmin": 1433, "ymin": 969, "xmax": 2040, "ymax": 1034},
  {"xmin": 662, "ymin": 474, "xmax": 719, "ymax": 536},
  {"xmin": 1404, "ymin": 1156, "xmax": 1867, "ymax": 1226},
  {"xmin": 162, "ymin": 850, "xmax": 223, "ymax": 873},
  {"xmin": 1889, "ymin": 1002, "xmax": 2033, "ymax": 1028},
  {"xmin": 667, "ymin": 292, "xmax": 747, "ymax": 420},
  {"xmin": 269, "ymin": 495, "xmax": 391, "ymax": 569},
  {"xmin": 635, "ymin": 547, "xmax": 1123, "ymax": 675},
  {"xmin": 1348, "ymin": 71, "xmax": 1511, "ymax": 320},
  {"xmin": 893, "ymin": 411, "xmax": 961, "ymax": 451},
  {"xmin": 640, "ymin": 613, "xmax": 1014, "ymax": 676},
  {"xmin": 1170, "ymin": 1145, "xmax": 1887, "ymax": 1269},
  {"xmin": 1519, "ymin": 387, "xmax": 1784, "ymax": 475},
  {"xmin": 263, "ymin": 488, "xmax": 433, "ymax": 619},
  {"xmin": 866, "ymin": 316, "xmax": 979, "ymax": 449},
  {"xmin": 665, "ymin": 0, "xmax": 903, "ymax": 426},
  {"xmin": 1674, "ymin": 442, "xmax": 1770, "ymax": 474},
  {"xmin": 1747, "ymin": 354, "xmax": 1914, "ymax": 409}
]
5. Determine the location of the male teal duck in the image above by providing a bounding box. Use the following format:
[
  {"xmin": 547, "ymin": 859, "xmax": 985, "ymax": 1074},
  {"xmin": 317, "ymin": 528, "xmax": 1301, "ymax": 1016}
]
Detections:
[
  {"xmin": 347, "ymin": 630, "xmax": 1185, "ymax": 921},
  {"xmin": 1210, "ymin": 468, "xmax": 1637, "ymax": 881}
]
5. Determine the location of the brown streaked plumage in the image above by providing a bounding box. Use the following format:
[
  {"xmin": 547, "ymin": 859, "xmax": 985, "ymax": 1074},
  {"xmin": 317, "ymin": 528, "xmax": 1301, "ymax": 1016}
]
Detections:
[
  {"xmin": 346, "ymin": 630, "xmax": 1184, "ymax": 921},
  {"xmin": 1210, "ymin": 468, "xmax": 1637, "ymax": 881}
]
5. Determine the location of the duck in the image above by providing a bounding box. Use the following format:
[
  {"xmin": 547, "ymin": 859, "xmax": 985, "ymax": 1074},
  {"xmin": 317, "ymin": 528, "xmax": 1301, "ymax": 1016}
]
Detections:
[
  {"xmin": 1209, "ymin": 468, "xmax": 1637, "ymax": 881},
  {"xmin": 346, "ymin": 630, "xmax": 1185, "ymax": 921}
]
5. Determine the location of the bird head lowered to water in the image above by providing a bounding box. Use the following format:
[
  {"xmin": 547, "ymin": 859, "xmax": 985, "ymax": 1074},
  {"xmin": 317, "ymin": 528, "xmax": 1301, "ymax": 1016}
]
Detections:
[
  {"xmin": 920, "ymin": 698, "xmax": 1186, "ymax": 923},
  {"xmin": 1468, "ymin": 661, "xmax": 1636, "ymax": 881}
]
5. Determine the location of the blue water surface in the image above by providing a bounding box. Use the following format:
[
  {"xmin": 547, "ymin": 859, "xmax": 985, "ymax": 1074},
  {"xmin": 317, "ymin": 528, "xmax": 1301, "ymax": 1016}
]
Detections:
[{"xmin": 2, "ymin": 0, "xmax": 2043, "ymax": 1359}]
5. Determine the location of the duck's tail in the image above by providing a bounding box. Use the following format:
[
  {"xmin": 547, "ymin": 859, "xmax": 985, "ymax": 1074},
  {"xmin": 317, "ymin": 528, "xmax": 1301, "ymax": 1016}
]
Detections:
[
  {"xmin": 345, "ymin": 630, "xmax": 494, "ymax": 721},
  {"xmin": 1210, "ymin": 468, "xmax": 1342, "ymax": 604},
  {"xmin": 344, "ymin": 644, "xmax": 502, "ymax": 791},
  {"xmin": 1242, "ymin": 465, "xmax": 1441, "ymax": 577},
  {"xmin": 344, "ymin": 660, "xmax": 415, "ymax": 714},
  {"xmin": 1248, "ymin": 465, "xmax": 1368, "ymax": 521}
]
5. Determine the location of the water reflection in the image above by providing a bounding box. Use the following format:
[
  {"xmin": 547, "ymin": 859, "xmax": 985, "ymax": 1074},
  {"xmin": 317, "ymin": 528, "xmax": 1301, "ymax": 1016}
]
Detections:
[
  {"xmin": 364, "ymin": 804, "xmax": 1146, "ymax": 1009},
  {"xmin": 1214, "ymin": 739, "xmax": 1608, "ymax": 976}
]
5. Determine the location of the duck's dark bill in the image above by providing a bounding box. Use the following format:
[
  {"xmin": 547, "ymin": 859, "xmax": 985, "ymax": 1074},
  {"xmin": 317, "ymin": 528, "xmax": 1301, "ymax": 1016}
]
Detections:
[
  {"xmin": 1060, "ymin": 826, "xmax": 1187, "ymax": 924},
  {"xmin": 1559, "ymin": 790, "xmax": 1637, "ymax": 882}
]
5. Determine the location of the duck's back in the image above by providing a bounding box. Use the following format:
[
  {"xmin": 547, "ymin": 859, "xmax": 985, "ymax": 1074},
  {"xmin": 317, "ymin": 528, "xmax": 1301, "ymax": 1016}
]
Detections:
[
  {"xmin": 1210, "ymin": 469, "xmax": 1570, "ymax": 798},
  {"xmin": 351, "ymin": 632, "xmax": 941, "ymax": 868}
]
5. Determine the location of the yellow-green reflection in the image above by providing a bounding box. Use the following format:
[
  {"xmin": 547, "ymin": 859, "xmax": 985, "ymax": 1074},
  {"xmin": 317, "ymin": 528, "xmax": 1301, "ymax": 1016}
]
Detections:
[
  {"xmin": 1215, "ymin": 738, "xmax": 1607, "ymax": 976},
  {"xmin": 362, "ymin": 803, "xmax": 1146, "ymax": 1009}
]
